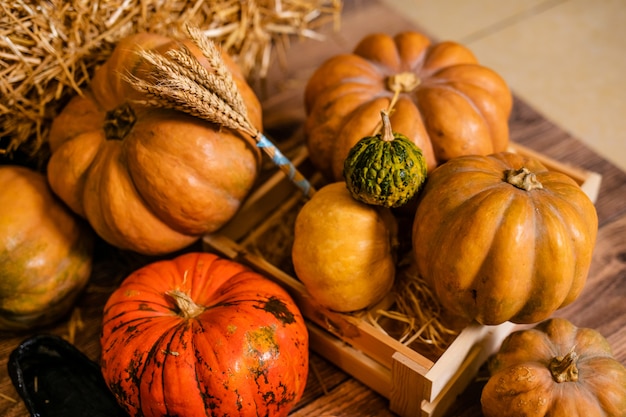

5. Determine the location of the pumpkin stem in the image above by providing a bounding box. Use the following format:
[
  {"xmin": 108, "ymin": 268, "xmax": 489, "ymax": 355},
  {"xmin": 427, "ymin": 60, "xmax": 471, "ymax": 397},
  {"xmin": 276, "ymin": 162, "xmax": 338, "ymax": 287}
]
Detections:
[
  {"xmin": 103, "ymin": 102, "xmax": 137, "ymax": 140},
  {"xmin": 386, "ymin": 72, "xmax": 421, "ymax": 94},
  {"xmin": 549, "ymin": 350, "xmax": 579, "ymax": 383},
  {"xmin": 383, "ymin": 72, "xmax": 420, "ymax": 125},
  {"xmin": 166, "ymin": 290, "xmax": 205, "ymax": 319},
  {"xmin": 379, "ymin": 110, "xmax": 395, "ymax": 142},
  {"xmin": 505, "ymin": 167, "xmax": 544, "ymax": 191}
]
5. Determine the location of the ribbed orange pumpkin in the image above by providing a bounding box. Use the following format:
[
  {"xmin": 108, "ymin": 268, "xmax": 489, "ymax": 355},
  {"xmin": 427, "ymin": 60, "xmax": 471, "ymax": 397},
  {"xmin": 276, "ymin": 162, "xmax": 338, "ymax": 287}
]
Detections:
[
  {"xmin": 47, "ymin": 33, "xmax": 262, "ymax": 255},
  {"xmin": 482, "ymin": 318, "xmax": 626, "ymax": 416},
  {"xmin": 412, "ymin": 152, "xmax": 598, "ymax": 325},
  {"xmin": 100, "ymin": 252, "xmax": 309, "ymax": 417},
  {"xmin": 304, "ymin": 31, "xmax": 513, "ymax": 181}
]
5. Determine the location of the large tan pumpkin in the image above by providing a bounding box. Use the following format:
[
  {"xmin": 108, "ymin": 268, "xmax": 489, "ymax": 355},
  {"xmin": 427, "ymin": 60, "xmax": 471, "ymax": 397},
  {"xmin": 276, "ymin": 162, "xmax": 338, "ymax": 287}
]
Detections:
[
  {"xmin": 0, "ymin": 166, "xmax": 93, "ymax": 331},
  {"xmin": 47, "ymin": 33, "xmax": 262, "ymax": 255},
  {"xmin": 412, "ymin": 152, "xmax": 598, "ymax": 325},
  {"xmin": 304, "ymin": 31, "xmax": 513, "ymax": 181}
]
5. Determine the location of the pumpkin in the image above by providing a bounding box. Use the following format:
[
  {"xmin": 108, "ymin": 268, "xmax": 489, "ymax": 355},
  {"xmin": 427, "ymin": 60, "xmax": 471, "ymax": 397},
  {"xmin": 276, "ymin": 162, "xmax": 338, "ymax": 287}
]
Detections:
[
  {"xmin": 412, "ymin": 152, "xmax": 598, "ymax": 325},
  {"xmin": 47, "ymin": 33, "xmax": 262, "ymax": 255},
  {"xmin": 304, "ymin": 31, "xmax": 512, "ymax": 182},
  {"xmin": 0, "ymin": 165, "xmax": 93, "ymax": 331},
  {"xmin": 343, "ymin": 110, "xmax": 428, "ymax": 208},
  {"xmin": 481, "ymin": 318, "xmax": 626, "ymax": 416},
  {"xmin": 292, "ymin": 182, "xmax": 398, "ymax": 312},
  {"xmin": 100, "ymin": 252, "xmax": 309, "ymax": 417}
]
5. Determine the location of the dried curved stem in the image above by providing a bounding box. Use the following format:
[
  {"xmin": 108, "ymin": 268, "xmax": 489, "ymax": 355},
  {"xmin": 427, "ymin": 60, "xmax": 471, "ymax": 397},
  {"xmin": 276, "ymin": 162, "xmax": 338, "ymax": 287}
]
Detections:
[{"xmin": 166, "ymin": 290, "xmax": 205, "ymax": 319}]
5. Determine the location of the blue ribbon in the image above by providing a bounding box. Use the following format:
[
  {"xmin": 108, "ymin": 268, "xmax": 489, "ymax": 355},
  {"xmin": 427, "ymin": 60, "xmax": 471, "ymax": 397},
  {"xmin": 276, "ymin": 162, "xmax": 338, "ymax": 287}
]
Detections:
[{"xmin": 257, "ymin": 133, "xmax": 314, "ymax": 198}]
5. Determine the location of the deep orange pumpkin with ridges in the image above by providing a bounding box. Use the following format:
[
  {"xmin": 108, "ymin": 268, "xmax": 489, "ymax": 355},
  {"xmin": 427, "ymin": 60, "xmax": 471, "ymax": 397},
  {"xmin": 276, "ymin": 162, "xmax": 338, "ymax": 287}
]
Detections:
[
  {"xmin": 100, "ymin": 252, "xmax": 308, "ymax": 417},
  {"xmin": 304, "ymin": 31, "xmax": 513, "ymax": 181}
]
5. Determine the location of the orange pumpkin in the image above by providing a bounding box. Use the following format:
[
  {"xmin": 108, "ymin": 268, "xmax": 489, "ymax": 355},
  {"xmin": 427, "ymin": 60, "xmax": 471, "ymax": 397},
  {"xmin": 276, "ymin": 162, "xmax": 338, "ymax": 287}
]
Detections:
[
  {"xmin": 482, "ymin": 318, "xmax": 626, "ymax": 416},
  {"xmin": 100, "ymin": 252, "xmax": 309, "ymax": 417},
  {"xmin": 304, "ymin": 31, "xmax": 513, "ymax": 181},
  {"xmin": 0, "ymin": 165, "xmax": 93, "ymax": 331},
  {"xmin": 47, "ymin": 33, "xmax": 262, "ymax": 255},
  {"xmin": 412, "ymin": 152, "xmax": 598, "ymax": 325}
]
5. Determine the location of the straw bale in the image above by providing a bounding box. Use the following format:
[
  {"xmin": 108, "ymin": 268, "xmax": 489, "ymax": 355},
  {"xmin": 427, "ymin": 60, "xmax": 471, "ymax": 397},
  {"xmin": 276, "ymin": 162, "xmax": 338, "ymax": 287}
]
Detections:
[{"xmin": 0, "ymin": 0, "xmax": 341, "ymax": 161}]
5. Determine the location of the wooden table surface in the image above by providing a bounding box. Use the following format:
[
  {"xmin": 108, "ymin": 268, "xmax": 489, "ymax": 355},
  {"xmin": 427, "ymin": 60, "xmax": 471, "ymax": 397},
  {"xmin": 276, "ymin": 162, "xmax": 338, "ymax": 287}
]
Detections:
[{"xmin": 1, "ymin": 1, "xmax": 625, "ymax": 416}]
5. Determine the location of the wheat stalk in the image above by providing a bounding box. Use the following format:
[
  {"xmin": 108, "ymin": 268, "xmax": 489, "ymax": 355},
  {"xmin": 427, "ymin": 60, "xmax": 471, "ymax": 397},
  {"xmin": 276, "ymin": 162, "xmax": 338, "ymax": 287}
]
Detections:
[
  {"xmin": 125, "ymin": 24, "xmax": 314, "ymax": 198},
  {"xmin": 127, "ymin": 69, "xmax": 254, "ymax": 136},
  {"xmin": 185, "ymin": 25, "xmax": 246, "ymax": 112}
]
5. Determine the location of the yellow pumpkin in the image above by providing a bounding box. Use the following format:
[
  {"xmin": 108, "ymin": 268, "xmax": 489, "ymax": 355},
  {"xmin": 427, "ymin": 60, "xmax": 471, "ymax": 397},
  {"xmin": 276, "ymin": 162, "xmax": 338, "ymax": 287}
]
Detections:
[
  {"xmin": 304, "ymin": 31, "xmax": 513, "ymax": 181},
  {"xmin": 291, "ymin": 182, "xmax": 398, "ymax": 312},
  {"xmin": 47, "ymin": 33, "xmax": 262, "ymax": 255}
]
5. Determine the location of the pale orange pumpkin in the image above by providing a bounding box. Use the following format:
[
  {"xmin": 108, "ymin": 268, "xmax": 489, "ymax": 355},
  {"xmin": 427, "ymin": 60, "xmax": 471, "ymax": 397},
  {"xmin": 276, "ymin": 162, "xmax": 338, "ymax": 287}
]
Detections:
[
  {"xmin": 304, "ymin": 31, "xmax": 513, "ymax": 181},
  {"xmin": 47, "ymin": 33, "xmax": 262, "ymax": 255}
]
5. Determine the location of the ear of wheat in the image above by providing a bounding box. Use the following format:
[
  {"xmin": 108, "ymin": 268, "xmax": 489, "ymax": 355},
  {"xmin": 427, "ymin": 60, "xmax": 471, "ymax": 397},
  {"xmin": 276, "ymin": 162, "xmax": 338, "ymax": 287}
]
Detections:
[{"xmin": 125, "ymin": 24, "xmax": 315, "ymax": 198}]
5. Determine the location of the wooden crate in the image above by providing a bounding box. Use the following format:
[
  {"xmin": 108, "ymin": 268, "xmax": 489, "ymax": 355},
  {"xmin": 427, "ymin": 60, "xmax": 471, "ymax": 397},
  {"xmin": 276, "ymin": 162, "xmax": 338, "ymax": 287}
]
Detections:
[{"xmin": 202, "ymin": 143, "xmax": 601, "ymax": 417}]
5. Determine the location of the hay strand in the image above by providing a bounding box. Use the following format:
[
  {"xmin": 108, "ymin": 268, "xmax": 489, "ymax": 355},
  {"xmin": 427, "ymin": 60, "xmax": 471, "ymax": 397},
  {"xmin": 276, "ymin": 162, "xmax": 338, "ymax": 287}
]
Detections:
[
  {"xmin": 368, "ymin": 261, "xmax": 462, "ymax": 357},
  {"xmin": 1, "ymin": 0, "xmax": 342, "ymax": 160}
]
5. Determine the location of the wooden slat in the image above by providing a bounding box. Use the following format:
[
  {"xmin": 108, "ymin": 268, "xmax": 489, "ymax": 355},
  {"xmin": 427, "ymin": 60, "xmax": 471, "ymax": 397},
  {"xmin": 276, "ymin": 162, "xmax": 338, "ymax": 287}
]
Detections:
[
  {"xmin": 390, "ymin": 352, "xmax": 426, "ymax": 416},
  {"xmin": 308, "ymin": 323, "xmax": 393, "ymax": 398}
]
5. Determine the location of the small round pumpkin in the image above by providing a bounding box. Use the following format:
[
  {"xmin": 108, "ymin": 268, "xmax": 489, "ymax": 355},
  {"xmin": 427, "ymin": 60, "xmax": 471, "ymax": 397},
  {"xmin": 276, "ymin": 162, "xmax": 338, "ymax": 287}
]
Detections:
[
  {"xmin": 304, "ymin": 31, "xmax": 513, "ymax": 181},
  {"xmin": 412, "ymin": 152, "xmax": 598, "ymax": 325},
  {"xmin": 47, "ymin": 33, "xmax": 262, "ymax": 255},
  {"xmin": 100, "ymin": 252, "xmax": 309, "ymax": 417},
  {"xmin": 343, "ymin": 110, "xmax": 428, "ymax": 208},
  {"xmin": 482, "ymin": 317, "xmax": 626, "ymax": 416},
  {"xmin": 0, "ymin": 165, "xmax": 93, "ymax": 331},
  {"xmin": 292, "ymin": 182, "xmax": 398, "ymax": 312}
]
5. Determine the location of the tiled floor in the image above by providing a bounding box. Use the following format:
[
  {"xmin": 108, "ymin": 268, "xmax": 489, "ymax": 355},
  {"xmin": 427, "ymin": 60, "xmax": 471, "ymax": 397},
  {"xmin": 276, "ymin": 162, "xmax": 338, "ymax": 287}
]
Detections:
[{"xmin": 380, "ymin": 0, "xmax": 626, "ymax": 172}]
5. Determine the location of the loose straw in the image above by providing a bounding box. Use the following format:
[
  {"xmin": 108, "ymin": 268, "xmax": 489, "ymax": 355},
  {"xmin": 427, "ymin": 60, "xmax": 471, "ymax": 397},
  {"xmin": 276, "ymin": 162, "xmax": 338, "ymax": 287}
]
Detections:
[
  {"xmin": 124, "ymin": 24, "xmax": 315, "ymax": 198},
  {"xmin": 368, "ymin": 265, "xmax": 460, "ymax": 354}
]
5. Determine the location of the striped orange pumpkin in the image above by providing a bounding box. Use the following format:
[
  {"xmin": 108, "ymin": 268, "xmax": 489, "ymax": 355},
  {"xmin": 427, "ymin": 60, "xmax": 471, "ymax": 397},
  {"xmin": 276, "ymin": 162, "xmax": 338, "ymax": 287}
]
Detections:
[{"xmin": 100, "ymin": 252, "xmax": 309, "ymax": 417}]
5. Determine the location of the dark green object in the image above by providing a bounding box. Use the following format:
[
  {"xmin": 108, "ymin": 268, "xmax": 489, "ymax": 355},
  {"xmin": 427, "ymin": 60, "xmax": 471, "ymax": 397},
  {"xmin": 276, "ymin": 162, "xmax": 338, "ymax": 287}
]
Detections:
[{"xmin": 343, "ymin": 110, "xmax": 428, "ymax": 208}]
